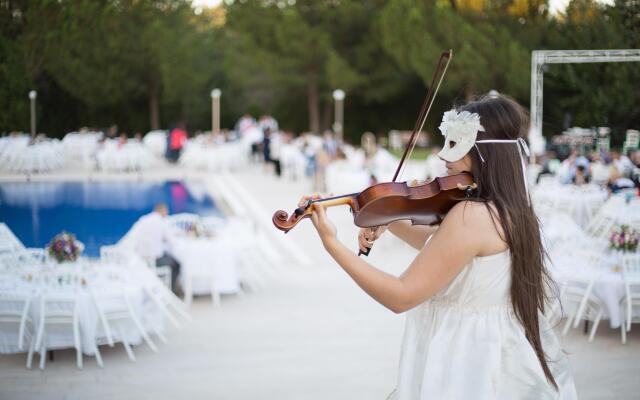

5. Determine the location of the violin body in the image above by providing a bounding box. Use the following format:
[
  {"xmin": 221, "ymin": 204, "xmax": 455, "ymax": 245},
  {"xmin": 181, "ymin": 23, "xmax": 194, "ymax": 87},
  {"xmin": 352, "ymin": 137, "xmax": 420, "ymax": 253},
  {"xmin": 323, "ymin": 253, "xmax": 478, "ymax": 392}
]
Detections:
[
  {"xmin": 352, "ymin": 173, "xmax": 474, "ymax": 227},
  {"xmin": 272, "ymin": 172, "xmax": 475, "ymax": 232}
]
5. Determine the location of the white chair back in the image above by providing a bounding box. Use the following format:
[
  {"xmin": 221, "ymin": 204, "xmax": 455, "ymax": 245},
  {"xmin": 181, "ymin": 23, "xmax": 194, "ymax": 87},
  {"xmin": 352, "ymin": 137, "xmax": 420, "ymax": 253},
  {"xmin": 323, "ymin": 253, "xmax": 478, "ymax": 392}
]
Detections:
[
  {"xmin": 621, "ymin": 253, "xmax": 640, "ymax": 307},
  {"xmin": 621, "ymin": 253, "xmax": 640, "ymax": 340},
  {"xmin": 0, "ymin": 293, "xmax": 33, "ymax": 351}
]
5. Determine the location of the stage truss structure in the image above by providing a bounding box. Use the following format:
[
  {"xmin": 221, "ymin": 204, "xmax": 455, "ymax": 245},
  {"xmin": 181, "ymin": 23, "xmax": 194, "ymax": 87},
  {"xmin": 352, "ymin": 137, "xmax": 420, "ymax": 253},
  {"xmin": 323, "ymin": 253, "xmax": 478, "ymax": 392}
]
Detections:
[{"xmin": 529, "ymin": 49, "xmax": 640, "ymax": 156}]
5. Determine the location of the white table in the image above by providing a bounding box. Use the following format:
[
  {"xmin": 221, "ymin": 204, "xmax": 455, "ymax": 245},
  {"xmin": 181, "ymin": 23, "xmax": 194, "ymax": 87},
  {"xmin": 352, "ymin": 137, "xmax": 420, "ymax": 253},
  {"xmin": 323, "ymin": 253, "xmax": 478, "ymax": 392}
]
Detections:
[
  {"xmin": 533, "ymin": 183, "xmax": 608, "ymax": 228},
  {"xmin": 551, "ymin": 250, "xmax": 639, "ymax": 328},
  {"xmin": 0, "ymin": 262, "xmax": 163, "ymax": 355},
  {"xmin": 172, "ymin": 234, "xmax": 240, "ymax": 295}
]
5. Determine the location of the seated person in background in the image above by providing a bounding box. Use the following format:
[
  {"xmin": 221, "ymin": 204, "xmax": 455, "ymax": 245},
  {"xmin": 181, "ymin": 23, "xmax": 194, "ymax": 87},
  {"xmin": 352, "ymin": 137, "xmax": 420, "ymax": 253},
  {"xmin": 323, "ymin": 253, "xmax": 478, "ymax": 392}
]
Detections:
[
  {"xmin": 572, "ymin": 164, "xmax": 590, "ymax": 185},
  {"xmin": 132, "ymin": 203, "xmax": 181, "ymax": 293}
]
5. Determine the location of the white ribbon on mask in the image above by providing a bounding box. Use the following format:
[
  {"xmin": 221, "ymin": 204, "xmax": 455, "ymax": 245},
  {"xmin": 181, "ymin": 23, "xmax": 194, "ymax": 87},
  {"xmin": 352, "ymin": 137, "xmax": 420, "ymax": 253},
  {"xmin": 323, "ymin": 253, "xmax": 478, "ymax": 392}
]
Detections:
[{"xmin": 474, "ymin": 138, "xmax": 531, "ymax": 204}]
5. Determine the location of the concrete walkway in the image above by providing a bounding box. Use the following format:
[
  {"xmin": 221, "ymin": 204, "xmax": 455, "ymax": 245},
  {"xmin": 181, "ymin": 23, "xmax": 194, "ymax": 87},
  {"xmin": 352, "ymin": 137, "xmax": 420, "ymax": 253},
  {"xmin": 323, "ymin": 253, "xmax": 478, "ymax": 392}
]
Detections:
[{"xmin": 1, "ymin": 165, "xmax": 639, "ymax": 399}]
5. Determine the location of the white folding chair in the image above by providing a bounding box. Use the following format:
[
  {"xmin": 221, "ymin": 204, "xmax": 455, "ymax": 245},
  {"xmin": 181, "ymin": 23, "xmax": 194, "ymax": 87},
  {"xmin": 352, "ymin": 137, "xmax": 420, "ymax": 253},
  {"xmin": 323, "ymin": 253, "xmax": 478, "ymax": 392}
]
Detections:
[
  {"xmin": 226, "ymin": 217, "xmax": 279, "ymax": 291},
  {"xmin": 109, "ymin": 238, "xmax": 174, "ymax": 290},
  {"xmin": 555, "ymin": 249, "xmax": 606, "ymax": 342},
  {"xmin": 0, "ymin": 293, "xmax": 35, "ymax": 367},
  {"xmin": 148, "ymin": 258, "xmax": 172, "ymax": 290},
  {"xmin": 31, "ymin": 292, "xmax": 96, "ymax": 369},
  {"xmin": 91, "ymin": 288, "xmax": 158, "ymax": 360},
  {"xmin": 620, "ymin": 253, "xmax": 640, "ymax": 344},
  {"xmin": 143, "ymin": 279, "xmax": 191, "ymax": 329}
]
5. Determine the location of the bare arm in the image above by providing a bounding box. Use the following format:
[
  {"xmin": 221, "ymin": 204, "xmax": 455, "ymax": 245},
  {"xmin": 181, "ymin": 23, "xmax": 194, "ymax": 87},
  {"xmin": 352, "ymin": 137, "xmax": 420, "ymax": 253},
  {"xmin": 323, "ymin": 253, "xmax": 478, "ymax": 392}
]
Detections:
[
  {"xmin": 316, "ymin": 201, "xmax": 488, "ymax": 313},
  {"xmin": 387, "ymin": 220, "xmax": 438, "ymax": 250},
  {"xmin": 357, "ymin": 220, "xmax": 438, "ymax": 254}
]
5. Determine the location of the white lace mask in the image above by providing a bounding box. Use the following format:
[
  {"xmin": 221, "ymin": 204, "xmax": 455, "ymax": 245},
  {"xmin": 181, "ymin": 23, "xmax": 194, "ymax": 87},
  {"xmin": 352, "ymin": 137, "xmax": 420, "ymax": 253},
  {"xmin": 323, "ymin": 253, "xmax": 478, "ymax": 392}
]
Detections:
[
  {"xmin": 436, "ymin": 109, "xmax": 532, "ymax": 203},
  {"xmin": 437, "ymin": 110, "xmax": 485, "ymax": 162}
]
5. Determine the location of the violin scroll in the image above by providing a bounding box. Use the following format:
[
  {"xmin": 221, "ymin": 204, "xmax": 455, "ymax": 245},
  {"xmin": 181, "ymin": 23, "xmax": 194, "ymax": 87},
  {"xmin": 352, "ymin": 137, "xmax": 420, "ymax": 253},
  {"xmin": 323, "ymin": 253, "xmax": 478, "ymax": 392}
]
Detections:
[{"xmin": 272, "ymin": 208, "xmax": 310, "ymax": 233}]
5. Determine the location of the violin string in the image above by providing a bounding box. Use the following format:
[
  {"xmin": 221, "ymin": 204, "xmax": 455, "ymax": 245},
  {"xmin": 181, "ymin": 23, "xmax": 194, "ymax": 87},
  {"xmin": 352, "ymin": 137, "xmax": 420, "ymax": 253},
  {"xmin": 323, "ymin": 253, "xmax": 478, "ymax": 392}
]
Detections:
[{"xmin": 393, "ymin": 50, "xmax": 452, "ymax": 183}]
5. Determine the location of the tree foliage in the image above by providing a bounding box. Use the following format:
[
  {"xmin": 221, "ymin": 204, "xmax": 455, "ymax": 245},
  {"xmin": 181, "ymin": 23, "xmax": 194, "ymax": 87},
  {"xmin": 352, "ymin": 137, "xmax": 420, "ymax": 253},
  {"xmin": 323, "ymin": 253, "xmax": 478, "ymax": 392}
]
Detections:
[{"xmin": 0, "ymin": 0, "xmax": 637, "ymax": 145}]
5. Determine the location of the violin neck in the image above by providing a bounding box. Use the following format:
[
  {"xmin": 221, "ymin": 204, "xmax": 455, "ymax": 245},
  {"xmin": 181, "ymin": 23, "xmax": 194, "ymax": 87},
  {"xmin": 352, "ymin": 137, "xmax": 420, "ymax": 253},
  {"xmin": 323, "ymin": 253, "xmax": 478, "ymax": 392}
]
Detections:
[{"xmin": 312, "ymin": 193, "xmax": 357, "ymax": 208}]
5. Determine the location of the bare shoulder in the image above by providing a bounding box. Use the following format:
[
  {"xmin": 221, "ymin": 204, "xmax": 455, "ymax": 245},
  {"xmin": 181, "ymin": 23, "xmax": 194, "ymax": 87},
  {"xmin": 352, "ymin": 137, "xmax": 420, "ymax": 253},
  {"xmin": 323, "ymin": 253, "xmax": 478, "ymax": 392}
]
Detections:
[
  {"xmin": 444, "ymin": 200, "xmax": 495, "ymax": 227},
  {"xmin": 441, "ymin": 200, "xmax": 507, "ymax": 256}
]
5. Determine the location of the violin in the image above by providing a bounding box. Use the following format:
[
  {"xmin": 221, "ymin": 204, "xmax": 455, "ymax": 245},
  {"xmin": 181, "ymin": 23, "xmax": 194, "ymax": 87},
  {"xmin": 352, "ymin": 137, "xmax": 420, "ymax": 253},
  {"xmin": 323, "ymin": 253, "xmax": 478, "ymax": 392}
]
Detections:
[
  {"xmin": 271, "ymin": 50, "xmax": 477, "ymax": 255},
  {"xmin": 272, "ymin": 173, "xmax": 476, "ymax": 230}
]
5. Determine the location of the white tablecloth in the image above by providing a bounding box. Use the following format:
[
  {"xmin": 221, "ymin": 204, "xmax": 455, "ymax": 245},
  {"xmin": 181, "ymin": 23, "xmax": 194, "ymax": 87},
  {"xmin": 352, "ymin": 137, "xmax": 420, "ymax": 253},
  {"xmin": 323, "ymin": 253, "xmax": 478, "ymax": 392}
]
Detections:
[
  {"xmin": 551, "ymin": 251, "xmax": 639, "ymax": 328},
  {"xmin": 0, "ymin": 262, "xmax": 163, "ymax": 355},
  {"xmin": 533, "ymin": 183, "xmax": 608, "ymax": 228},
  {"xmin": 172, "ymin": 235, "xmax": 240, "ymax": 295}
]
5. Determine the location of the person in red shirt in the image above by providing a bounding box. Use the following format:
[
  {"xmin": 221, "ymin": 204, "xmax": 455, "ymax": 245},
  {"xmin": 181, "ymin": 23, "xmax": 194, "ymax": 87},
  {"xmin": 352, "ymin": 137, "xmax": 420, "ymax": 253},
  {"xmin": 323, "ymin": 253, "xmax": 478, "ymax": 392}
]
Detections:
[{"xmin": 167, "ymin": 122, "xmax": 187, "ymax": 163}]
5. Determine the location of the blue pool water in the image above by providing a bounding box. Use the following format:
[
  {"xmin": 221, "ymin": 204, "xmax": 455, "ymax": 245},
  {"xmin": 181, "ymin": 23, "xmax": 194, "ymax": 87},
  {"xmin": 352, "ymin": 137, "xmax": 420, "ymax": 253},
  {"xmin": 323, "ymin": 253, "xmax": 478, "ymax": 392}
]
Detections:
[{"xmin": 0, "ymin": 181, "xmax": 223, "ymax": 257}]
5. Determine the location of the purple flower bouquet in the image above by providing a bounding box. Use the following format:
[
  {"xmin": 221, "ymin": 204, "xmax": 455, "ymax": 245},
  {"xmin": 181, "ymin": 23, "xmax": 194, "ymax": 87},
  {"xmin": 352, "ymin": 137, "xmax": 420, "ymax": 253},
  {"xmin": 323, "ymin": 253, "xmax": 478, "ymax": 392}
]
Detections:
[
  {"xmin": 609, "ymin": 225, "xmax": 639, "ymax": 253},
  {"xmin": 47, "ymin": 232, "xmax": 83, "ymax": 263}
]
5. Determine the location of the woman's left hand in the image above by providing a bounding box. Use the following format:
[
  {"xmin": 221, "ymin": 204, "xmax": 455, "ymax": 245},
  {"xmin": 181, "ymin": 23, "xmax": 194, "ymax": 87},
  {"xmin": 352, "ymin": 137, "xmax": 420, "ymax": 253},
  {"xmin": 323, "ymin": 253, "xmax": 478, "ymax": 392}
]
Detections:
[{"xmin": 299, "ymin": 193, "xmax": 337, "ymax": 244}]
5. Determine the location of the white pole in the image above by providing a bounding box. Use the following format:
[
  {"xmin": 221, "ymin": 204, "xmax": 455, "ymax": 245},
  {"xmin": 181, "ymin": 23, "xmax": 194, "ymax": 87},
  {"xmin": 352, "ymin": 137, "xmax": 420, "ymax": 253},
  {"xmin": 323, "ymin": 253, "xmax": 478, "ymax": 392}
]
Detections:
[
  {"xmin": 211, "ymin": 89, "xmax": 221, "ymax": 134},
  {"xmin": 332, "ymin": 89, "xmax": 345, "ymax": 142},
  {"xmin": 29, "ymin": 90, "xmax": 37, "ymax": 137}
]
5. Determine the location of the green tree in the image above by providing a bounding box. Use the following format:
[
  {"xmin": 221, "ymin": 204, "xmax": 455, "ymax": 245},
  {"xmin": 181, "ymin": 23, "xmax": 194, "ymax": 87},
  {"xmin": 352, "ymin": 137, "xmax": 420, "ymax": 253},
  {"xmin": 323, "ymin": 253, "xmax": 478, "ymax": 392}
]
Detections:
[{"xmin": 225, "ymin": 0, "xmax": 366, "ymax": 133}]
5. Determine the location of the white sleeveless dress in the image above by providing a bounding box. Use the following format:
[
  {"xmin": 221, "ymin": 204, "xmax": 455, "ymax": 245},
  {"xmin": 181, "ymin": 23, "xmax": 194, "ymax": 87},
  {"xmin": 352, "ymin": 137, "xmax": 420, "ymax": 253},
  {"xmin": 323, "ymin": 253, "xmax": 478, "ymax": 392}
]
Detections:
[{"xmin": 390, "ymin": 250, "xmax": 577, "ymax": 399}]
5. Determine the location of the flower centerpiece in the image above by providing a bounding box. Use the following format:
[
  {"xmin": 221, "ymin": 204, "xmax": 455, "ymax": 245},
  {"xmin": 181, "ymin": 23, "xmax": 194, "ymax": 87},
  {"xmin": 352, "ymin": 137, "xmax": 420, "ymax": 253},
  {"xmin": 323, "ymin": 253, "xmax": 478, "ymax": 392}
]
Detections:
[
  {"xmin": 47, "ymin": 231, "xmax": 83, "ymax": 263},
  {"xmin": 609, "ymin": 224, "xmax": 639, "ymax": 253}
]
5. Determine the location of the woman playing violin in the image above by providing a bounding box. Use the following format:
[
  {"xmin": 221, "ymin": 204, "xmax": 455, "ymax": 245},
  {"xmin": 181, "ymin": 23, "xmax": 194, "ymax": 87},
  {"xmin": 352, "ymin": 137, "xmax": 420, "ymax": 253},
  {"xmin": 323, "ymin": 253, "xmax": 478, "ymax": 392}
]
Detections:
[{"xmin": 301, "ymin": 94, "xmax": 577, "ymax": 399}]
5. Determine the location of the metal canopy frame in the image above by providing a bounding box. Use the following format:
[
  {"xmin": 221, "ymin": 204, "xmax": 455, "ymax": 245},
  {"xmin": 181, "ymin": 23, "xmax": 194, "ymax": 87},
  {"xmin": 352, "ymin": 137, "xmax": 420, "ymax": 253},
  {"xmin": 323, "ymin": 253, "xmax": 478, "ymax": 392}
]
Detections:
[{"xmin": 529, "ymin": 49, "xmax": 640, "ymax": 156}]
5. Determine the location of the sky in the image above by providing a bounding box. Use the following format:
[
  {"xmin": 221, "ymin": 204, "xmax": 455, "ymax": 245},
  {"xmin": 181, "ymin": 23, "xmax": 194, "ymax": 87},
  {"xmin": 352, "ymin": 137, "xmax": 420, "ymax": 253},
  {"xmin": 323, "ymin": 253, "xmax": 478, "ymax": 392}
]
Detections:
[{"xmin": 190, "ymin": 0, "xmax": 614, "ymax": 19}]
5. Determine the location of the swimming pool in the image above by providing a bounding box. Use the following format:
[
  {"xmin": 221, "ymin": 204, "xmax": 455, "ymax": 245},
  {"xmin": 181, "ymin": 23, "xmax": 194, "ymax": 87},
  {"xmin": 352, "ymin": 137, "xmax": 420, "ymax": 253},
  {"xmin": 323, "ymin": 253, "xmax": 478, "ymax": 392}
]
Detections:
[{"xmin": 0, "ymin": 181, "xmax": 223, "ymax": 256}]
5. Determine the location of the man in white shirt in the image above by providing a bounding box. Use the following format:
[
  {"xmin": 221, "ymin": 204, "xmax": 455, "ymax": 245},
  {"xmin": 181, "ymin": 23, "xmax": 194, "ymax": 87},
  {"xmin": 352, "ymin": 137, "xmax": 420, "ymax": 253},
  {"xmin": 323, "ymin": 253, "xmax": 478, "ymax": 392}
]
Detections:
[{"xmin": 132, "ymin": 203, "xmax": 181, "ymax": 292}]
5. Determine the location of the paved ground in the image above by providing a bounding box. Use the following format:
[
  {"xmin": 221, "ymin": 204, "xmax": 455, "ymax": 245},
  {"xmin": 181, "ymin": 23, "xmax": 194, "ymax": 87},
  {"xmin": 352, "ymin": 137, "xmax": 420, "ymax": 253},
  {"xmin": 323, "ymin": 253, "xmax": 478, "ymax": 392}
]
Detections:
[{"xmin": 1, "ymin": 165, "xmax": 639, "ymax": 399}]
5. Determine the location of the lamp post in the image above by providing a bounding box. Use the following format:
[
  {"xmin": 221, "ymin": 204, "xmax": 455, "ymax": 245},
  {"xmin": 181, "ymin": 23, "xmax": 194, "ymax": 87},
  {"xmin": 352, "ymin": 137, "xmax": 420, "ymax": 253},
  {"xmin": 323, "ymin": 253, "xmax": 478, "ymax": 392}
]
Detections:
[
  {"xmin": 211, "ymin": 89, "xmax": 221, "ymax": 135},
  {"xmin": 332, "ymin": 89, "xmax": 345, "ymax": 142},
  {"xmin": 29, "ymin": 90, "xmax": 37, "ymax": 137}
]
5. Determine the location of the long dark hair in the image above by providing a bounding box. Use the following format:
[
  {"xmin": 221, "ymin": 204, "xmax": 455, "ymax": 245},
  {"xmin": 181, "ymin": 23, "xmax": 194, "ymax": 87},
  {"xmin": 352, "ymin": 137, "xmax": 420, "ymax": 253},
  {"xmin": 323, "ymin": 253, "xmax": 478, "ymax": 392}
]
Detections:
[{"xmin": 458, "ymin": 94, "xmax": 558, "ymax": 389}]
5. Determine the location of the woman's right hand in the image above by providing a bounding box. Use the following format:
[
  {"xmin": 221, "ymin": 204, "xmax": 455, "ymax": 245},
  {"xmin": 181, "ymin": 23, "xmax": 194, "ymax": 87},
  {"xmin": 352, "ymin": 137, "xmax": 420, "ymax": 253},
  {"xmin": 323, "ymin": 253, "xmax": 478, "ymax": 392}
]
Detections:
[{"xmin": 358, "ymin": 226, "xmax": 386, "ymax": 254}]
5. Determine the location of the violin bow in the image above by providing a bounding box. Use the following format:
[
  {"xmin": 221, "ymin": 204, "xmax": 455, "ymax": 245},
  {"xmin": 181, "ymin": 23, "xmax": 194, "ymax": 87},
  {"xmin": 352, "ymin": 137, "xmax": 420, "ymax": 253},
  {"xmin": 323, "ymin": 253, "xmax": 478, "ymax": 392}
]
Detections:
[
  {"xmin": 360, "ymin": 50, "xmax": 452, "ymax": 257},
  {"xmin": 392, "ymin": 50, "xmax": 452, "ymax": 183}
]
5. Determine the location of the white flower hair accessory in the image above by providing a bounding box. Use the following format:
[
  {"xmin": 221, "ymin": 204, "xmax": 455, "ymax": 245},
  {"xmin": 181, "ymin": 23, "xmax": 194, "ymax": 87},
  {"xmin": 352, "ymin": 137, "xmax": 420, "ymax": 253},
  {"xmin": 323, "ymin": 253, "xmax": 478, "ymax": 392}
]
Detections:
[
  {"xmin": 436, "ymin": 110, "xmax": 485, "ymax": 162},
  {"xmin": 436, "ymin": 108, "xmax": 533, "ymax": 204}
]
